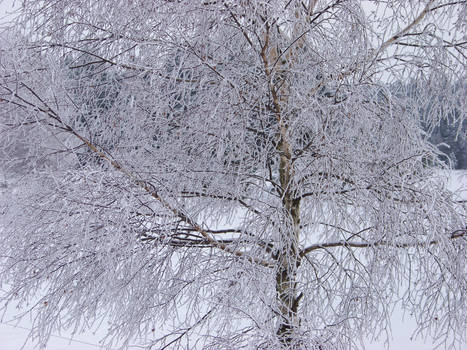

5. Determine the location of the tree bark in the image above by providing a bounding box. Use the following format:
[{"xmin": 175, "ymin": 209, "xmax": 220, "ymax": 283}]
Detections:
[{"xmin": 276, "ymin": 131, "xmax": 302, "ymax": 347}]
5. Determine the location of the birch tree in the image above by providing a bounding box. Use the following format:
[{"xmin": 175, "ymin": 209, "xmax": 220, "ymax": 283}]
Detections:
[{"xmin": 0, "ymin": 1, "xmax": 466, "ymax": 349}]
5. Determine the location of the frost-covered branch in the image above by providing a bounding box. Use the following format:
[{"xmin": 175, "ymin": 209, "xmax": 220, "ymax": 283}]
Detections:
[{"xmin": 300, "ymin": 229, "xmax": 467, "ymax": 256}]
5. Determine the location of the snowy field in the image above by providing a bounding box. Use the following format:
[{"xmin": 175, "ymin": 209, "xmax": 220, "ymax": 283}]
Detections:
[{"xmin": 1, "ymin": 170, "xmax": 466, "ymax": 350}]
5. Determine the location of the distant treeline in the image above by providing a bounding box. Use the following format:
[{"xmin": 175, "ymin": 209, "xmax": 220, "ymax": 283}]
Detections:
[
  {"xmin": 393, "ymin": 80, "xmax": 466, "ymax": 169},
  {"xmin": 427, "ymin": 117, "xmax": 466, "ymax": 169}
]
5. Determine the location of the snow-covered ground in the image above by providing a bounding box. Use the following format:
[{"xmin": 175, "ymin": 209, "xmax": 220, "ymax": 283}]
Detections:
[{"xmin": 1, "ymin": 170, "xmax": 466, "ymax": 350}]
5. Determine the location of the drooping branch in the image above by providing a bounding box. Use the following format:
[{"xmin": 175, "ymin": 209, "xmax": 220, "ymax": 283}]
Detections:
[
  {"xmin": 1, "ymin": 86, "xmax": 275, "ymax": 268},
  {"xmin": 74, "ymin": 133, "xmax": 275, "ymax": 268},
  {"xmin": 156, "ymin": 307, "xmax": 216, "ymax": 350}
]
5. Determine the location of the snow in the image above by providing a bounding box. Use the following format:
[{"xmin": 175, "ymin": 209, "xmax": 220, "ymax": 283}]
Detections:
[{"xmin": 0, "ymin": 322, "xmax": 107, "ymax": 350}]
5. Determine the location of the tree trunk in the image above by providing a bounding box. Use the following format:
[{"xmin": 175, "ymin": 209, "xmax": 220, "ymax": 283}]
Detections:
[
  {"xmin": 276, "ymin": 135, "xmax": 302, "ymax": 347},
  {"xmin": 261, "ymin": 11, "xmax": 306, "ymax": 345}
]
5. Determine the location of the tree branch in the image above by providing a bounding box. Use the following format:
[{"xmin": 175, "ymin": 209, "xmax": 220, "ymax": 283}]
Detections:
[
  {"xmin": 300, "ymin": 229, "xmax": 467, "ymax": 257},
  {"xmin": 7, "ymin": 87, "xmax": 274, "ymax": 268},
  {"xmin": 379, "ymin": 0, "xmax": 435, "ymax": 51}
]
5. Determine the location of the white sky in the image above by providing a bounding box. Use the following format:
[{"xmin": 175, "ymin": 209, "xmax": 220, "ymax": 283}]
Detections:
[{"xmin": 0, "ymin": 0, "xmax": 466, "ymax": 349}]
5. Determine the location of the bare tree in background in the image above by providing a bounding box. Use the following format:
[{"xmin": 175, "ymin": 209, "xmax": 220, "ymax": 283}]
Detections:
[{"xmin": 0, "ymin": 1, "xmax": 466, "ymax": 349}]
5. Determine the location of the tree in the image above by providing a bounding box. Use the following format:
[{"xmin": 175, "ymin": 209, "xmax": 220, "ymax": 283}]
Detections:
[
  {"xmin": 68, "ymin": 54, "xmax": 124, "ymax": 167},
  {"xmin": 423, "ymin": 84, "xmax": 467, "ymax": 169},
  {"xmin": 428, "ymin": 116, "xmax": 467, "ymax": 169},
  {"xmin": 0, "ymin": 1, "xmax": 466, "ymax": 349}
]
